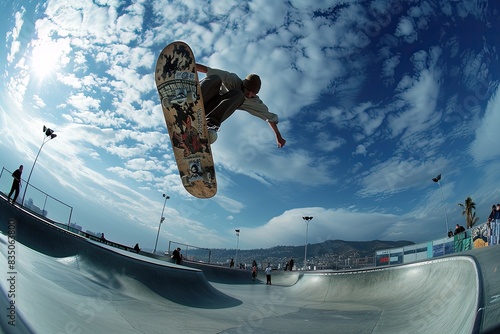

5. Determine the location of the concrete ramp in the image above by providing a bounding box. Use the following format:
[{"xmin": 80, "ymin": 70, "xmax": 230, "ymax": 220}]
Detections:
[
  {"xmin": 1, "ymin": 198, "xmax": 499, "ymax": 333},
  {"xmin": 285, "ymin": 257, "xmax": 479, "ymax": 333}
]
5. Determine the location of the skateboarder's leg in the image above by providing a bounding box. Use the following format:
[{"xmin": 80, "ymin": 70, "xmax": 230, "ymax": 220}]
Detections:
[
  {"xmin": 205, "ymin": 90, "xmax": 245, "ymax": 127},
  {"xmin": 200, "ymin": 75, "xmax": 222, "ymax": 104}
]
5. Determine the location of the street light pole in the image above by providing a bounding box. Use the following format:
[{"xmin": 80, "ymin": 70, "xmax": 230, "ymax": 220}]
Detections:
[
  {"xmin": 302, "ymin": 216, "xmax": 313, "ymax": 270},
  {"xmin": 235, "ymin": 229, "xmax": 240, "ymax": 267},
  {"xmin": 432, "ymin": 174, "xmax": 450, "ymax": 235},
  {"xmin": 153, "ymin": 193, "xmax": 170, "ymax": 254},
  {"xmin": 22, "ymin": 126, "xmax": 57, "ymax": 206}
]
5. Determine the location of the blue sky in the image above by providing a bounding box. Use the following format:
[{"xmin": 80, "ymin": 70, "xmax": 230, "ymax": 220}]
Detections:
[{"xmin": 1, "ymin": 0, "xmax": 499, "ymax": 251}]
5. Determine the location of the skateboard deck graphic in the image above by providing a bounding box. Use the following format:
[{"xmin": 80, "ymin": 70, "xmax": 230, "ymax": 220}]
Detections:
[{"xmin": 155, "ymin": 41, "xmax": 217, "ymax": 198}]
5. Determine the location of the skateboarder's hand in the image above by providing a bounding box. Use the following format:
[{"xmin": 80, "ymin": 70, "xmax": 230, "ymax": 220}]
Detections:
[{"xmin": 277, "ymin": 136, "xmax": 286, "ymax": 148}]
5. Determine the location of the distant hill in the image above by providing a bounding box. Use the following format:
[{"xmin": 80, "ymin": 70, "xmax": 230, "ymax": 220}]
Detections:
[
  {"xmin": 305, "ymin": 239, "xmax": 415, "ymax": 257},
  {"xmin": 178, "ymin": 239, "xmax": 415, "ymax": 268}
]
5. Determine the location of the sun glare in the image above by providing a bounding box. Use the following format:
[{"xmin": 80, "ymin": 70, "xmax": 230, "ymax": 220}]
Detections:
[{"xmin": 31, "ymin": 42, "xmax": 61, "ymax": 79}]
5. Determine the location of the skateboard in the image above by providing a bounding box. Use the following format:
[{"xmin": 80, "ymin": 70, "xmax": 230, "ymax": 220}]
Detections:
[{"xmin": 155, "ymin": 41, "xmax": 217, "ymax": 198}]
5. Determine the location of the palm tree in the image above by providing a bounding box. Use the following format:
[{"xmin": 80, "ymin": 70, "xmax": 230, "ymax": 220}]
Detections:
[{"xmin": 458, "ymin": 197, "xmax": 479, "ymax": 229}]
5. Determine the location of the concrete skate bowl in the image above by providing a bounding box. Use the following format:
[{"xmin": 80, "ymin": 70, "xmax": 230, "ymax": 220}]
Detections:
[
  {"xmin": 280, "ymin": 257, "xmax": 481, "ymax": 334},
  {"xmin": 183, "ymin": 251, "xmax": 498, "ymax": 334},
  {"xmin": 1, "ymin": 198, "xmax": 500, "ymax": 333},
  {"xmin": 0, "ymin": 200, "xmax": 240, "ymax": 307},
  {"xmin": 187, "ymin": 253, "xmax": 493, "ymax": 334},
  {"xmin": 0, "ymin": 233, "xmax": 245, "ymax": 334}
]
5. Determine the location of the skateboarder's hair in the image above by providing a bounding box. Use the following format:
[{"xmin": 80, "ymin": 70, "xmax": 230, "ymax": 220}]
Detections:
[{"xmin": 243, "ymin": 74, "xmax": 261, "ymax": 93}]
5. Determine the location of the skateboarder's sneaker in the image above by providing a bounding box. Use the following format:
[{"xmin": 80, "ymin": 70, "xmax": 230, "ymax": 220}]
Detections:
[{"xmin": 207, "ymin": 120, "xmax": 219, "ymax": 144}]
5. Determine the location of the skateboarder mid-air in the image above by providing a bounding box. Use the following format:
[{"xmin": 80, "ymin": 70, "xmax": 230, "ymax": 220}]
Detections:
[{"xmin": 195, "ymin": 64, "xmax": 286, "ymax": 148}]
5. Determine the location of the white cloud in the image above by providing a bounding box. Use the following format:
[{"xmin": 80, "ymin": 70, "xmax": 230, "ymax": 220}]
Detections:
[
  {"xmin": 213, "ymin": 196, "xmax": 245, "ymax": 214},
  {"xmin": 354, "ymin": 144, "xmax": 367, "ymax": 156},
  {"xmin": 240, "ymin": 207, "xmax": 403, "ymax": 249},
  {"xmin": 33, "ymin": 95, "xmax": 46, "ymax": 108},
  {"xmin": 6, "ymin": 9, "xmax": 25, "ymax": 64},
  {"xmin": 389, "ymin": 62, "xmax": 442, "ymax": 140},
  {"xmin": 67, "ymin": 93, "xmax": 100, "ymax": 110},
  {"xmin": 395, "ymin": 16, "xmax": 418, "ymax": 43},
  {"xmin": 469, "ymin": 85, "xmax": 500, "ymax": 164},
  {"xmin": 357, "ymin": 157, "xmax": 449, "ymax": 198}
]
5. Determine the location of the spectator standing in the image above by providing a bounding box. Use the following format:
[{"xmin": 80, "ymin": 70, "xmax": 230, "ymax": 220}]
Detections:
[
  {"xmin": 251, "ymin": 260, "xmax": 257, "ymax": 281},
  {"xmin": 265, "ymin": 263, "xmax": 272, "ymax": 285},
  {"xmin": 493, "ymin": 204, "xmax": 500, "ymax": 245},
  {"xmin": 488, "ymin": 205, "xmax": 497, "ymax": 245},
  {"xmin": 289, "ymin": 258, "xmax": 294, "ymax": 271},
  {"xmin": 488, "ymin": 204, "xmax": 497, "ymax": 222},
  {"xmin": 7, "ymin": 165, "xmax": 23, "ymax": 205}
]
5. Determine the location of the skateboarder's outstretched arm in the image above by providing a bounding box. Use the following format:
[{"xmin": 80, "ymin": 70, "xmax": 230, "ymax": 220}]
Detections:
[{"xmin": 269, "ymin": 121, "xmax": 286, "ymax": 148}]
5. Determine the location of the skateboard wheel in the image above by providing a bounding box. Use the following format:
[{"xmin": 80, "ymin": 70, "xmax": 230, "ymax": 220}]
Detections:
[
  {"xmin": 162, "ymin": 97, "xmax": 171, "ymax": 108},
  {"xmin": 208, "ymin": 129, "xmax": 218, "ymax": 144},
  {"xmin": 203, "ymin": 172, "xmax": 212, "ymax": 183}
]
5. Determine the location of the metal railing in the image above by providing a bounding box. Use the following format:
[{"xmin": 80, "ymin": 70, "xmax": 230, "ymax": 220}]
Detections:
[
  {"xmin": 0, "ymin": 167, "xmax": 73, "ymax": 227},
  {"xmin": 375, "ymin": 221, "xmax": 493, "ymax": 266},
  {"xmin": 167, "ymin": 240, "xmax": 213, "ymax": 263}
]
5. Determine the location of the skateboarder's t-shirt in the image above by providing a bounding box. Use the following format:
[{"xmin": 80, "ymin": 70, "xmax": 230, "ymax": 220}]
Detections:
[{"xmin": 205, "ymin": 67, "xmax": 280, "ymax": 124}]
